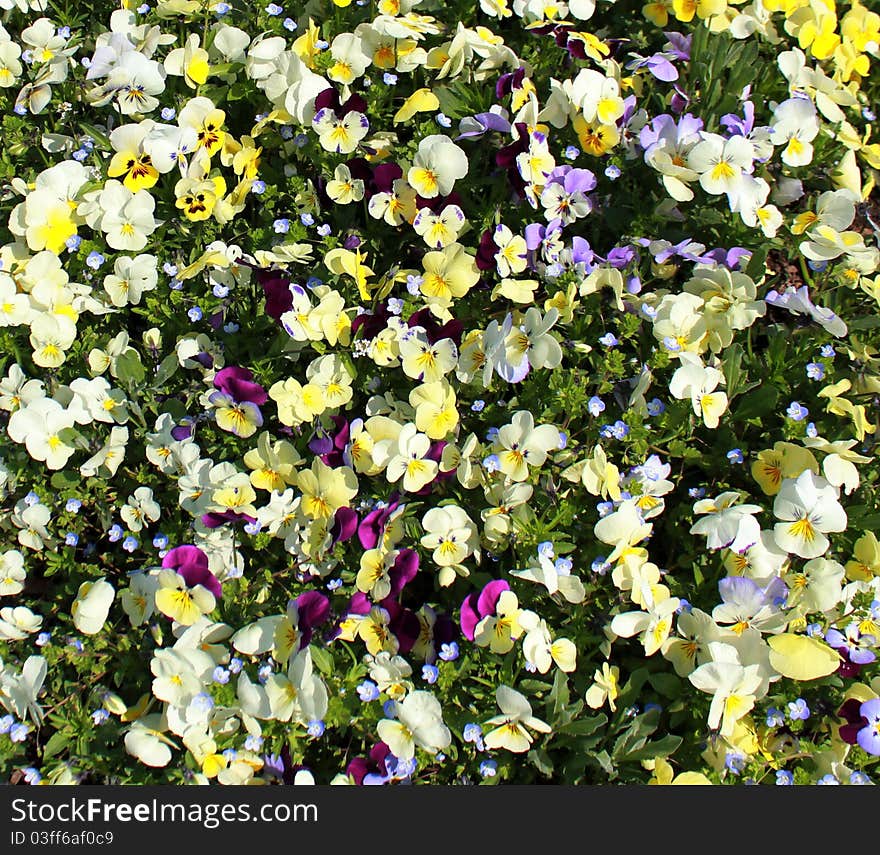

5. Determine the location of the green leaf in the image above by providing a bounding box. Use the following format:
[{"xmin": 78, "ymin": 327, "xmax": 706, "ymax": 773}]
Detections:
[
  {"xmin": 745, "ymin": 244, "xmax": 769, "ymax": 281},
  {"xmin": 310, "ymin": 644, "xmax": 334, "ymax": 677},
  {"xmin": 153, "ymin": 354, "xmax": 179, "ymax": 387},
  {"xmin": 557, "ymin": 713, "xmax": 607, "ymax": 737},
  {"xmin": 115, "ymin": 351, "xmax": 146, "ymax": 386},
  {"xmin": 619, "ymin": 734, "xmax": 683, "ymax": 763},
  {"xmin": 42, "ymin": 731, "xmax": 70, "ymax": 761},
  {"xmin": 722, "ymin": 343, "xmax": 745, "ymax": 400},
  {"xmin": 734, "ymin": 384, "xmax": 779, "ymax": 420},
  {"xmin": 527, "ymin": 748, "xmax": 554, "ymax": 777},
  {"xmin": 50, "ymin": 470, "xmax": 80, "ymax": 490}
]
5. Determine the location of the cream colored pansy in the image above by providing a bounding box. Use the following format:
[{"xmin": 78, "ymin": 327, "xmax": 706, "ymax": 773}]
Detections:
[
  {"xmin": 0, "ymin": 549, "xmax": 26, "ymax": 597},
  {"xmin": 408, "ymin": 134, "xmax": 469, "ymax": 198},
  {"xmin": 669, "ymin": 353, "xmax": 728, "ymax": 429},
  {"xmin": 773, "ymin": 470, "xmax": 847, "ymax": 559},
  {"xmin": 420, "ymin": 505, "xmax": 479, "ymax": 585},
  {"xmin": 377, "ymin": 690, "xmax": 451, "ymax": 761},
  {"xmin": 7, "ymin": 397, "xmax": 77, "ymax": 470},
  {"xmin": 483, "ymin": 684, "xmax": 551, "ymax": 753},
  {"xmin": 584, "ymin": 662, "xmax": 620, "ymax": 711},
  {"xmin": 492, "ymin": 410, "xmax": 561, "ymax": 482},
  {"xmin": 0, "ymin": 605, "xmax": 42, "ymax": 641},
  {"xmin": 71, "ymin": 579, "xmax": 115, "ymax": 636},
  {"xmin": 385, "ymin": 423, "xmax": 439, "ymax": 493}
]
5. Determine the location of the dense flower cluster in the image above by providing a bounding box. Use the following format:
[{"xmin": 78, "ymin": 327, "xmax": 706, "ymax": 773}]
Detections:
[{"xmin": 0, "ymin": 0, "xmax": 879, "ymax": 785}]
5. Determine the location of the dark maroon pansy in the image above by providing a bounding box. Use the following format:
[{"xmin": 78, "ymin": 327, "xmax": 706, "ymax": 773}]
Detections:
[
  {"xmin": 357, "ymin": 495, "xmax": 401, "ymax": 550},
  {"xmin": 476, "ymin": 227, "xmax": 499, "ymax": 271},
  {"xmin": 406, "ymin": 308, "xmax": 464, "ymax": 346},
  {"xmin": 372, "ymin": 161, "xmax": 404, "ymax": 195},
  {"xmin": 331, "ymin": 506, "xmax": 359, "ymax": 545},
  {"xmin": 257, "ymin": 269, "xmax": 294, "ymax": 321},
  {"xmin": 162, "ymin": 544, "xmax": 222, "ymax": 599},
  {"xmin": 496, "ymin": 66, "xmax": 526, "ymax": 99},
  {"xmin": 388, "ymin": 549, "xmax": 419, "ymax": 599},
  {"xmin": 384, "ymin": 600, "xmax": 420, "ymax": 653},
  {"xmin": 213, "ymin": 366, "xmax": 268, "ymax": 406},
  {"xmin": 201, "ymin": 510, "xmax": 257, "ymax": 529},
  {"xmin": 837, "ymin": 698, "xmax": 868, "ymax": 745},
  {"xmin": 351, "ymin": 304, "xmax": 391, "ymax": 341},
  {"xmin": 347, "ymin": 742, "xmax": 393, "ymax": 785}
]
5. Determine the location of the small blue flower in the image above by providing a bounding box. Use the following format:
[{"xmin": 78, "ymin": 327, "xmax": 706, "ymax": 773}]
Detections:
[
  {"xmin": 307, "ymin": 720, "xmax": 325, "ymax": 737},
  {"xmin": 66, "ymin": 498, "xmax": 82, "ymax": 513},
  {"xmin": 724, "ymin": 751, "xmax": 746, "ymax": 775},
  {"xmin": 161, "ymin": 107, "xmax": 176, "ymax": 121},
  {"xmin": 152, "ymin": 533, "xmax": 169, "ymax": 550},
  {"xmin": 108, "ymin": 524, "xmax": 124, "ymax": 543},
  {"xmin": 820, "ymin": 344, "xmax": 835, "ymax": 359},
  {"xmin": 187, "ymin": 307, "xmax": 203, "ymax": 322},
  {"xmin": 387, "ymin": 298, "xmax": 404, "ymax": 315},
  {"xmin": 564, "ymin": 145, "xmax": 580, "ymax": 160},
  {"xmin": 213, "ymin": 284, "xmax": 230, "ymax": 298},
  {"xmin": 817, "ymin": 774, "xmax": 839, "ymax": 785},
  {"xmin": 807, "ymin": 260, "xmax": 828, "ymax": 272},
  {"xmin": 479, "ymin": 759, "xmax": 498, "ymax": 778},
  {"xmin": 471, "ymin": 399, "xmax": 485, "ymax": 413},
  {"xmin": 213, "ymin": 666, "xmax": 230, "ymax": 684},
  {"xmin": 383, "ymin": 72, "xmax": 398, "ymax": 85},
  {"xmin": 244, "ymin": 734, "xmax": 264, "ymax": 751},
  {"xmin": 463, "ymin": 723, "xmax": 483, "ymax": 744},
  {"xmin": 317, "ymin": 223, "xmax": 332, "ymax": 237},
  {"xmin": 266, "ymin": 3, "xmax": 283, "ymax": 15},
  {"xmin": 0, "ymin": 715, "xmax": 14, "ymax": 734},
  {"xmin": 786, "ymin": 401, "xmax": 809, "ymax": 421},
  {"xmin": 283, "ymin": 18, "xmax": 298, "ymax": 31},
  {"xmin": 787, "ymin": 698, "xmax": 810, "ymax": 721},
  {"xmin": 775, "ymin": 770, "xmax": 794, "ymax": 785},
  {"xmin": 228, "ymin": 657, "xmax": 243, "ymax": 674},
  {"xmin": 806, "ymin": 362, "xmax": 825, "ymax": 381},
  {"xmin": 863, "ymin": 108, "xmax": 877, "ymax": 122},
  {"xmin": 537, "ymin": 541, "xmax": 554, "ymax": 559},
  {"xmin": 383, "ymin": 700, "xmax": 397, "ymax": 718},
  {"xmin": 482, "ymin": 454, "xmax": 501, "ymax": 473},
  {"xmin": 766, "ymin": 707, "xmax": 785, "ymax": 728},
  {"xmin": 257, "ymin": 664, "xmax": 273, "ymax": 684},
  {"xmin": 805, "ymin": 422, "xmax": 818, "ymax": 438},
  {"xmin": 849, "ymin": 771, "xmax": 872, "ymax": 785},
  {"xmin": 251, "ymin": 180, "xmax": 267, "ymax": 194},
  {"xmin": 300, "ymin": 213, "xmax": 315, "ymax": 227},
  {"xmin": 326, "ymin": 578, "xmax": 343, "ymax": 591},
  {"xmin": 438, "ymin": 642, "xmax": 459, "ymax": 662},
  {"xmin": 65, "ymin": 235, "xmax": 82, "ymax": 252},
  {"xmin": 806, "ymin": 622, "xmax": 823, "ymax": 637},
  {"xmin": 688, "ymin": 487, "xmax": 706, "ymax": 499},
  {"xmin": 86, "ymin": 251, "xmax": 105, "ymax": 270},
  {"xmin": 10, "ymin": 723, "xmax": 30, "ymax": 743},
  {"xmin": 273, "ymin": 218, "xmax": 290, "ymax": 234},
  {"xmin": 436, "ymin": 113, "xmax": 452, "ymax": 128},
  {"xmin": 122, "ymin": 536, "xmax": 139, "ymax": 553},
  {"xmin": 65, "ymin": 532, "xmax": 79, "ymax": 547},
  {"xmin": 357, "ymin": 680, "xmax": 380, "ymax": 702},
  {"xmin": 24, "ymin": 491, "xmax": 40, "ymax": 506},
  {"xmin": 646, "ymin": 398, "xmax": 665, "ymax": 417},
  {"xmin": 406, "ymin": 274, "xmax": 423, "ymax": 295},
  {"xmin": 22, "ymin": 767, "xmax": 41, "ymax": 784},
  {"xmin": 599, "ymin": 332, "xmax": 619, "ymax": 347},
  {"xmin": 726, "ymin": 448, "xmax": 744, "ymax": 464},
  {"xmin": 588, "ymin": 396, "xmax": 606, "ymax": 417},
  {"xmin": 223, "ymin": 322, "xmax": 240, "ymax": 334},
  {"xmin": 422, "ymin": 664, "xmax": 439, "ymax": 684},
  {"xmin": 591, "ymin": 556, "xmax": 609, "ymax": 574},
  {"xmin": 604, "ymin": 164, "xmax": 621, "ymax": 180},
  {"xmin": 137, "ymin": 2, "xmax": 151, "ymax": 11},
  {"xmin": 36, "ymin": 632, "xmax": 51, "ymax": 647},
  {"xmin": 91, "ymin": 709, "xmax": 110, "ymax": 726}
]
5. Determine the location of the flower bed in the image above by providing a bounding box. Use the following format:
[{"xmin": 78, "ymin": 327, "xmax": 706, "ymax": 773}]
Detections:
[{"xmin": 0, "ymin": 0, "xmax": 879, "ymax": 786}]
